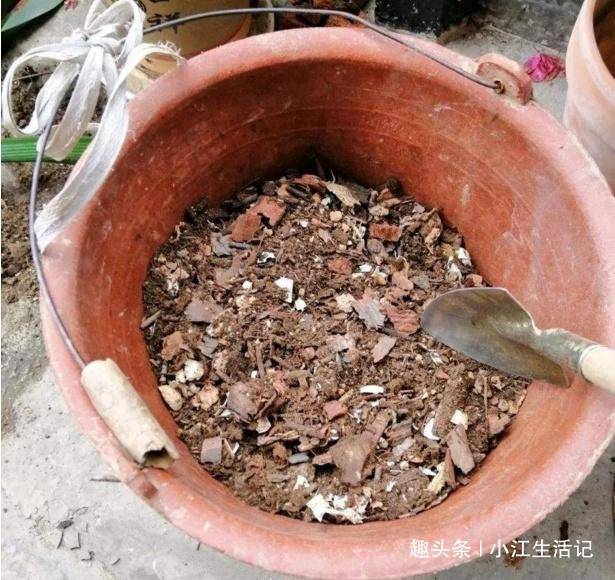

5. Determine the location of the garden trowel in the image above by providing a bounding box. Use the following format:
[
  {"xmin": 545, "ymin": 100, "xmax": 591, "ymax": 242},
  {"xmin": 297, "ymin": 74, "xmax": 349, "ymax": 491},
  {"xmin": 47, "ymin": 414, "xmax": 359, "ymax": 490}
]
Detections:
[{"xmin": 421, "ymin": 287, "xmax": 615, "ymax": 393}]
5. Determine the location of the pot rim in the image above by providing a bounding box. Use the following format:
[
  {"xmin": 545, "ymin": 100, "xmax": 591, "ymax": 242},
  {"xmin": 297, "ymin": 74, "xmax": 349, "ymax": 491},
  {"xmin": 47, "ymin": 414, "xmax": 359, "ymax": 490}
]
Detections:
[
  {"xmin": 574, "ymin": 0, "xmax": 615, "ymax": 91},
  {"xmin": 41, "ymin": 27, "xmax": 615, "ymax": 578}
]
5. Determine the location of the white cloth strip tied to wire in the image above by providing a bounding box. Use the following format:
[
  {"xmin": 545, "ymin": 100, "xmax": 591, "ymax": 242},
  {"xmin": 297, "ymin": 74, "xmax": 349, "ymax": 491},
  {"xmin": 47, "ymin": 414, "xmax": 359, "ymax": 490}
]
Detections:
[{"xmin": 1, "ymin": 0, "xmax": 185, "ymax": 251}]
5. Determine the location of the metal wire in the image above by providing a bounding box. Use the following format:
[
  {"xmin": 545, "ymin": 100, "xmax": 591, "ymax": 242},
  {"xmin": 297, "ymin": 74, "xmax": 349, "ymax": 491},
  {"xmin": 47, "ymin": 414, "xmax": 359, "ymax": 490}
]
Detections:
[
  {"xmin": 29, "ymin": 100, "xmax": 87, "ymax": 369},
  {"xmin": 30, "ymin": 6, "xmax": 499, "ymax": 369},
  {"xmin": 144, "ymin": 7, "xmax": 499, "ymax": 90}
]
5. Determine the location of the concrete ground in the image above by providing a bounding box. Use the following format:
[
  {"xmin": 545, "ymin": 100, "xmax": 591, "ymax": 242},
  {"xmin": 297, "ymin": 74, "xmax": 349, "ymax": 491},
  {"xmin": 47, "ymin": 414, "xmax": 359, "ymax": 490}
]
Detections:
[{"xmin": 2, "ymin": 1, "xmax": 613, "ymax": 579}]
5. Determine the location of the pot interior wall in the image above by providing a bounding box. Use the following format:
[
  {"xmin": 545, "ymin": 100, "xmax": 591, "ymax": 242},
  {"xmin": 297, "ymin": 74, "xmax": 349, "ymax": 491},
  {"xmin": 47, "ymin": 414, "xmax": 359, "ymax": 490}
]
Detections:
[{"xmin": 49, "ymin": 36, "xmax": 614, "ymax": 575}]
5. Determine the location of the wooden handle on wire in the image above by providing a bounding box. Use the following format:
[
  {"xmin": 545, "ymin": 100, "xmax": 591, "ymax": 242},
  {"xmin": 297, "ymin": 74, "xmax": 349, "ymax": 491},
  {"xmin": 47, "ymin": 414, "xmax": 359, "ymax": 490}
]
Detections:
[{"xmin": 580, "ymin": 345, "xmax": 615, "ymax": 394}]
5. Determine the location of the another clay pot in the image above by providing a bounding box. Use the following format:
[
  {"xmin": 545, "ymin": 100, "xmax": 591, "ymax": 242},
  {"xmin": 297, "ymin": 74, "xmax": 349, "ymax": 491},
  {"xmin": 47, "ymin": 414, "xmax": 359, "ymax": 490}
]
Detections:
[
  {"xmin": 141, "ymin": 0, "xmax": 251, "ymax": 75},
  {"xmin": 564, "ymin": 0, "xmax": 615, "ymax": 191},
  {"xmin": 41, "ymin": 29, "xmax": 615, "ymax": 578},
  {"xmin": 143, "ymin": 0, "xmax": 251, "ymax": 53}
]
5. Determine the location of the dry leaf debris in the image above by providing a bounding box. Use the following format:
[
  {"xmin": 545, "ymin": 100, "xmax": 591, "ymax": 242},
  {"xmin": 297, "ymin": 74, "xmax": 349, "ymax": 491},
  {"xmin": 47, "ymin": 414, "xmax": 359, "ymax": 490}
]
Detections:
[{"xmin": 142, "ymin": 166, "xmax": 529, "ymax": 523}]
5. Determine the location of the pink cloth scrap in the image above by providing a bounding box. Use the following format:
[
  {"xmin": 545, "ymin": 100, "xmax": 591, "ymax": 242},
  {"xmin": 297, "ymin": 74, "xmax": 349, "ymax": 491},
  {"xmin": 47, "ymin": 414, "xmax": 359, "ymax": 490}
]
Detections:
[{"xmin": 523, "ymin": 53, "xmax": 566, "ymax": 82}]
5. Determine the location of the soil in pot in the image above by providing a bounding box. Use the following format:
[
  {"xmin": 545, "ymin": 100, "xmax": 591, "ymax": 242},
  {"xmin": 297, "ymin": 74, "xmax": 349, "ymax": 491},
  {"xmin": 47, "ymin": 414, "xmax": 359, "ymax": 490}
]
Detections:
[{"xmin": 141, "ymin": 160, "xmax": 529, "ymax": 523}]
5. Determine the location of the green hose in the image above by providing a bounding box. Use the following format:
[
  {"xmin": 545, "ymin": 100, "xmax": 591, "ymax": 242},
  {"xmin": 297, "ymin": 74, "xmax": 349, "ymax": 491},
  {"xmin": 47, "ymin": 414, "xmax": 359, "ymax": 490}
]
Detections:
[{"xmin": 1, "ymin": 135, "xmax": 92, "ymax": 164}]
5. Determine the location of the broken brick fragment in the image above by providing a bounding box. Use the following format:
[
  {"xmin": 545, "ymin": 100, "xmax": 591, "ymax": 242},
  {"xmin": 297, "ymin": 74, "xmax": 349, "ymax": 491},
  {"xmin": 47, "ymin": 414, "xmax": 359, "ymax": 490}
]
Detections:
[
  {"xmin": 231, "ymin": 212, "xmax": 261, "ymax": 242},
  {"xmin": 391, "ymin": 270, "xmax": 414, "ymax": 291},
  {"xmin": 324, "ymin": 399, "xmax": 348, "ymax": 421},
  {"xmin": 369, "ymin": 222, "xmax": 402, "ymax": 242},
  {"xmin": 385, "ymin": 305, "xmax": 420, "ymax": 336},
  {"xmin": 250, "ymin": 196, "xmax": 286, "ymax": 225},
  {"xmin": 327, "ymin": 256, "xmax": 353, "ymax": 275},
  {"xmin": 161, "ymin": 331, "xmax": 187, "ymax": 361},
  {"xmin": 372, "ymin": 335, "xmax": 397, "ymax": 363},
  {"xmin": 293, "ymin": 174, "xmax": 327, "ymax": 193},
  {"xmin": 465, "ymin": 274, "xmax": 484, "ymax": 287}
]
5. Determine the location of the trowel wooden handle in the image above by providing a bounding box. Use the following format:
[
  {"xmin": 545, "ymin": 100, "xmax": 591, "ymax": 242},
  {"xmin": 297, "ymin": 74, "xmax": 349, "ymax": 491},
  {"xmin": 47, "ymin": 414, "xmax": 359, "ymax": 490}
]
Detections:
[{"xmin": 580, "ymin": 345, "xmax": 615, "ymax": 394}]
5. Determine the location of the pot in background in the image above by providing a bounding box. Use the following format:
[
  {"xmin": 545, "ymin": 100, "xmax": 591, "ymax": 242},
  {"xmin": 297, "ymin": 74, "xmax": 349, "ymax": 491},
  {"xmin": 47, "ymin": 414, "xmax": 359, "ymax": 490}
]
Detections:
[
  {"xmin": 139, "ymin": 0, "xmax": 251, "ymax": 75},
  {"xmin": 41, "ymin": 28, "xmax": 615, "ymax": 578},
  {"xmin": 564, "ymin": 0, "xmax": 615, "ymax": 191}
]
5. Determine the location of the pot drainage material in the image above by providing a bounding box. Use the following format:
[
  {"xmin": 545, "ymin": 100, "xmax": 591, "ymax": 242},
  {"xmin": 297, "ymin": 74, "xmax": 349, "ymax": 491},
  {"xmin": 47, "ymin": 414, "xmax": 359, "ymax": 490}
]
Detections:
[{"xmin": 141, "ymin": 162, "xmax": 529, "ymax": 523}]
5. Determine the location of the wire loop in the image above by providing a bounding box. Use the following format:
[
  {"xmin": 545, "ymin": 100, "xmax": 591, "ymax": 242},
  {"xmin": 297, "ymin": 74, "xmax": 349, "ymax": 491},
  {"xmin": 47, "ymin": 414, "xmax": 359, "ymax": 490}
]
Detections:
[{"xmin": 144, "ymin": 7, "xmax": 499, "ymax": 90}]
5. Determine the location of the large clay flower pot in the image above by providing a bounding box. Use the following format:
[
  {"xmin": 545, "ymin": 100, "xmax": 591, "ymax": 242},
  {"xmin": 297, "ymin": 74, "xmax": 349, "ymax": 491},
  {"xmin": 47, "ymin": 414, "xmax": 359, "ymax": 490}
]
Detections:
[
  {"xmin": 41, "ymin": 28, "xmax": 615, "ymax": 578},
  {"xmin": 564, "ymin": 0, "xmax": 615, "ymax": 191}
]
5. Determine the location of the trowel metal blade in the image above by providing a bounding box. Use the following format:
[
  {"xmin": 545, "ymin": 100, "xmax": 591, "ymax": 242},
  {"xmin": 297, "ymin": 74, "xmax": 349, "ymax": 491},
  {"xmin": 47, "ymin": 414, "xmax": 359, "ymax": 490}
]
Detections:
[{"xmin": 421, "ymin": 288, "xmax": 567, "ymax": 385}]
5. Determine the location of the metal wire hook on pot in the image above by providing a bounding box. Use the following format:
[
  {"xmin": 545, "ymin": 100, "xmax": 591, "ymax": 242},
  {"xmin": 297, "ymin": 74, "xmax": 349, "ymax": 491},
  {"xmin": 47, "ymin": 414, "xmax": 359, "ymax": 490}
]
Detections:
[
  {"xmin": 143, "ymin": 7, "xmax": 500, "ymax": 90},
  {"xmin": 29, "ymin": 101, "xmax": 86, "ymax": 369}
]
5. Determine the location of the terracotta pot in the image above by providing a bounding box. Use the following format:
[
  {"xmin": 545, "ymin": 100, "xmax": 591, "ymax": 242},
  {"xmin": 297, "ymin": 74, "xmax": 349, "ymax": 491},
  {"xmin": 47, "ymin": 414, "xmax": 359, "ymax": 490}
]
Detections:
[
  {"xmin": 564, "ymin": 0, "xmax": 615, "ymax": 191},
  {"xmin": 41, "ymin": 28, "xmax": 615, "ymax": 578}
]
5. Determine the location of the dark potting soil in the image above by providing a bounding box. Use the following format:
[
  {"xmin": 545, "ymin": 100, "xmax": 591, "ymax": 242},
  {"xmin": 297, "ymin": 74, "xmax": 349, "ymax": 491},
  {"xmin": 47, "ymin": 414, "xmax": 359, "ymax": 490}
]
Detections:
[
  {"xmin": 0, "ymin": 61, "xmax": 101, "ymax": 303},
  {"xmin": 1, "ymin": 163, "xmax": 71, "ymax": 303},
  {"xmin": 141, "ymin": 165, "xmax": 529, "ymax": 523}
]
